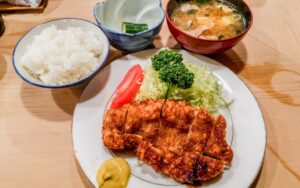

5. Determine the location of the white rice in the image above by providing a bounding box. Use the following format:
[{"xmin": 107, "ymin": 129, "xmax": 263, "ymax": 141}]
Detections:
[{"xmin": 21, "ymin": 25, "xmax": 103, "ymax": 86}]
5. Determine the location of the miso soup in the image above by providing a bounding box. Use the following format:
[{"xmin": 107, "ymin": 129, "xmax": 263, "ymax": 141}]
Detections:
[{"xmin": 171, "ymin": 0, "xmax": 246, "ymax": 40}]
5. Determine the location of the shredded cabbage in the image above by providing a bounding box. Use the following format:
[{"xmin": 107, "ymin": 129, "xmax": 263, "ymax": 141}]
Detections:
[
  {"xmin": 135, "ymin": 62, "xmax": 223, "ymax": 113},
  {"xmin": 167, "ymin": 62, "xmax": 223, "ymax": 113},
  {"xmin": 135, "ymin": 66, "xmax": 168, "ymax": 102}
]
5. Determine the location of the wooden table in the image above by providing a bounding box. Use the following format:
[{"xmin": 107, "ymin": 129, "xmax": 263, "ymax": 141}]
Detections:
[{"xmin": 0, "ymin": 0, "xmax": 299, "ymax": 187}]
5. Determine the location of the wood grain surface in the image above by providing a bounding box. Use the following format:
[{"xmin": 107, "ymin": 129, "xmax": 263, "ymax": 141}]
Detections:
[{"xmin": 0, "ymin": 0, "xmax": 300, "ymax": 187}]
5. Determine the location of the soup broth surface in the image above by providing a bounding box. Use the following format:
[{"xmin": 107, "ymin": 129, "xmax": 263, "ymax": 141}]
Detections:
[{"xmin": 171, "ymin": 0, "xmax": 246, "ymax": 40}]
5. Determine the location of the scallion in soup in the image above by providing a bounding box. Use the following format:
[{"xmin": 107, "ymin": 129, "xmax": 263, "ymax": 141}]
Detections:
[{"xmin": 171, "ymin": 0, "xmax": 246, "ymax": 40}]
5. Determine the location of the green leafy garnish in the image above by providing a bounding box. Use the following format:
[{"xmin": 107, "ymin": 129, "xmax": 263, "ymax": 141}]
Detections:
[
  {"xmin": 151, "ymin": 49, "xmax": 183, "ymax": 71},
  {"xmin": 151, "ymin": 49, "xmax": 194, "ymax": 89},
  {"xmin": 159, "ymin": 63, "xmax": 194, "ymax": 89},
  {"xmin": 167, "ymin": 62, "xmax": 223, "ymax": 113},
  {"xmin": 136, "ymin": 50, "xmax": 226, "ymax": 113},
  {"xmin": 135, "ymin": 66, "xmax": 168, "ymax": 102},
  {"xmin": 218, "ymin": 35, "xmax": 225, "ymax": 40},
  {"xmin": 236, "ymin": 29, "xmax": 242, "ymax": 34}
]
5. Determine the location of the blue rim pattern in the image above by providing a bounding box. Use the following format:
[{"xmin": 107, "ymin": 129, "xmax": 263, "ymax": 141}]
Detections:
[{"xmin": 12, "ymin": 18, "xmax": 110, "ymax": 89}]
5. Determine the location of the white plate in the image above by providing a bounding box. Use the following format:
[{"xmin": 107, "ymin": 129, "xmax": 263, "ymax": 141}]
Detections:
[{"xmin": 72, "ymin": 49, "xmax": 266, "ymax": 188}]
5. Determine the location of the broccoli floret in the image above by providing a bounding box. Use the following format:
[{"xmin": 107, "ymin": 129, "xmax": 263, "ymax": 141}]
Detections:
[
  {"xmin": 159, "ymin": 63, "xmax": 194, "ymax": 89},
  {"xmin": 151, "ymin": 49, "xmax": 194, "ymax": 89},
  {"xmin": 151, "ymin": 49, "xmax": 183, "ymax": 71}
]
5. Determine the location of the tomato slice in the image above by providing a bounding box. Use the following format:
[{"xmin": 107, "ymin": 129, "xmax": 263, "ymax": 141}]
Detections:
[
  {"xmin": 110, "ymin": 65, "xmax": 144, "ymax": 109},
  {"xmin": 115, "ymin": 65, "xmax": 140, "ymax": 95}
]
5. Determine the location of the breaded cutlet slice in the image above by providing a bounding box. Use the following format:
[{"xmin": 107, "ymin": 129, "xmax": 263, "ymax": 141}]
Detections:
[
  {"xmin": 156, "ymin": 100, "xmax": 214, "ymax": 183},
  {"xmin": 102, "ymin": 104, "xmax": 129, "ymax": 150},
  {"xmin": 136, "ymin": 140, "xmax": 162, "ymax": 171},
  {"xmin": 103, "ymin": 99, "xmax": 232, "ymax": 183},
  {"xmin": 103, "ymin": 100, "xmax": 164, "ymax": 150},
  {"xmin": 156, "ymin": 100, "xmax": 195, "ymax": 155},
  {"xmin": 124, "ymin": 100, "xmax": 164, "ymax": 149},
  {"xmin": 194, "ymin": 155, "xmax": 224, "ymax": 181},
  {"xmin": 203, "ymin": 115, "xmax": 233, "ymax": 165}
]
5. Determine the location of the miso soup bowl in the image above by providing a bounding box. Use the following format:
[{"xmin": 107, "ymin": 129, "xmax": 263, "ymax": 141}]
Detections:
[
  {"xmin": 93, "ymin": 0, "xmax": 165, "ymax": 52},
  {"xmin": 166, "ymin": 0, "xmax": 253, "ymax": 54}
]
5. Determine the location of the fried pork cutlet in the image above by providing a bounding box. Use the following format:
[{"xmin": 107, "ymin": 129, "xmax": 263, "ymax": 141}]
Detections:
[
  {"xmin": 203, "ymin": 115, "xmax": 233, "ymax": 165},
  {"xmin": 124, "ymin": 100, "xmax": 164, "ymax": 149},
  {"xmin": 102, "ymin": 104, "xmax": 128, "ymax": 150},
  {"xmin": 194, "ymin": 155, "xmax": 224, "ymax": 181},
  {"xmin": 102, "ymin": 99, "xmax": 233, "ymax": 184},
  {"xmin": 157, "ymin": 100, "xmax": 214, "ymax": 183},
  {"xmin": 103, "ymin": 100, "xmax": 164, "ymax": 150},
  {"xmin": 136, "ymin": 140, "xmax": 162, "ymax": 171}
]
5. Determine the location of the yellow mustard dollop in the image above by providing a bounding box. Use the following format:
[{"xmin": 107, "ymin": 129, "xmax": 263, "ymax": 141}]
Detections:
[{"xmin": 96, "ymin": 158, "xmax": 131, "ymax": 188}]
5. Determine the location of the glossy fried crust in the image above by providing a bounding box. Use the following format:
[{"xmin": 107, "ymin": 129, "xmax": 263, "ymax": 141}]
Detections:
[
  {"xmin": 194, "ymin": 155, "xmax": 224, "ymax": 181},
  {"xmin": 102, "ymin": 104, "xmax": 129, "ymax": 150},
  {"xmin": 136, "ymin": 141, "xmax": 162, "ymax": 171},
  {"xmin": 158, "ymin": 100, "xmax": 214, "ymax": 183},
  {"xmin": 125, "ymin": 100, "xmax": 163, "ymax": 143},
  {"xmin": 203, "ymin": 115, "xmax": 233, "ymax": 165},
  {"xmin": 102, "ymin": 99, "xmax": 233, "ymax": 183},
  {"xmin": 103, "ymin": 100, "xmax": 164, "ymax": 150}
]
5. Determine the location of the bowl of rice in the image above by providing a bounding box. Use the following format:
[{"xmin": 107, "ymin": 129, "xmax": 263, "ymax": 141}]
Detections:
[{"xmin": 13, "ymin": 18, "xmax": 110, "ymax": 88}]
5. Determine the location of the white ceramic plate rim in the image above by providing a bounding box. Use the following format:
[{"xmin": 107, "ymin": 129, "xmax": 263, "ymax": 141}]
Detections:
[{"xmin": 72, "ymin": 49, "xmax": 266, "ymax": 188}]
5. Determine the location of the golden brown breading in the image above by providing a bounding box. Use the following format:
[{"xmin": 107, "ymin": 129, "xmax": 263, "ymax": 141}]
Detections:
[
  {"xmin": 186, "ymin": 108, "xmax": 215, "ymax": 153},
  {"xmin": 124, "ymin": 133, "xmax": 143, "ymax": 149},
  {"xmin": 203, "ymin": 115, "xmax": 233, "ymax": 165},
  {"xmin": 103, "ymin": 100, "xmax": 164, "ymax": 150},
  {"xmin": 157, "ymin": 101, "xmax": 195, "ymax": 154},
  {"xmin": 194, "ymin": 155, "xmax": 224, "ymax": 181},
  {"xmin": 125, "ymin": 100, "xmax": 164, "ymax": 142},
  {"xmin": 102, "ymin": 99, "xmax": 233, "ymax": 184},
  {"xmin": 136, "ymin": 141, "xmax": 162, "ymax": 171},
  {"xmin": 102, "ymin": 104, "xmax": 129, "ymax": 150},
  {"xmin": 156, "ymin": 100, "xmax": 214, "ymax": 183}
]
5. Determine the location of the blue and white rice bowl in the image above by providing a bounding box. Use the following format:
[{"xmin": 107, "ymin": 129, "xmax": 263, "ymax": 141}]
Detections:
[{"xmin": 13, "ymin": 18, "xmax": 110, "ymax": 88}]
